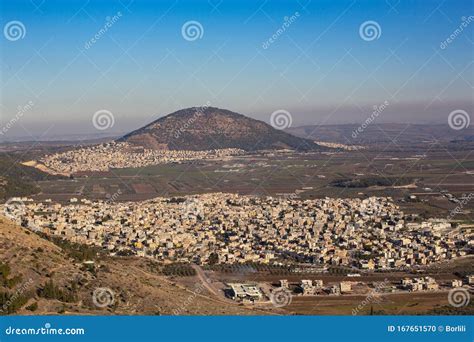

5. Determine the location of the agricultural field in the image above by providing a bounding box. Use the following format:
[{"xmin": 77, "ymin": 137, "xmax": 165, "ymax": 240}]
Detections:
[{"xmin": 29, "ymin": 149, "xmax": 474, "ymax": 220}]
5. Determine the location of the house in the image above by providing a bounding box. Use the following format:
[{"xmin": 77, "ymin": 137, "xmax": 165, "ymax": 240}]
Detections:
[
  {"xmin": 329, "ymin": 285, "xmax": 340, "ymax": 295},
  {"xmin": 313, "ymin": 280, "xmax": 324, "ymax": 289},
  {"xmin": 402, "ymin": 277, "xmax": 438, "ymax": 291},
  {"xmin": 340, "ymin": 281, "xmax": 352, "ymax": 293},
  {"xmin": 450, "ymin": 279, "xmax": 463, "ymax": 288},
  {"xmin": 228, "ymin": 283, "xmax": 262, "ymax": 301},
  {"xmin": 359, "ymin": 259, "xmax": 375, "ymax": 270},
  {"xmin": 424, "ymin": 277, "xmax": 439, "ymax": 291},
  {"xmin": 300, "ymin": 280, "xmax": 315, "ymax": 295}
]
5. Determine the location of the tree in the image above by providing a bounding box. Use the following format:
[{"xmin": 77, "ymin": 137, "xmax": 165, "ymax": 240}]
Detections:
[
  {"xmin": 26, "ymin": 302, "xmax": 38, "ymax": 311},
  {"xmin": 208, "ymin": 252, "xmax": 219, "ymax": 265}
]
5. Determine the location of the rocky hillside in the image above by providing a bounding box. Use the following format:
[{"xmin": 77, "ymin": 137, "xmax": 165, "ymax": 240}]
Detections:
[
  {"xmin": 118, "ymin": 107, "xmax": 321, "ymax": 151},
  {"xmin": 0, "ymin": 217, "xmax": 257, "ymax": 315}
]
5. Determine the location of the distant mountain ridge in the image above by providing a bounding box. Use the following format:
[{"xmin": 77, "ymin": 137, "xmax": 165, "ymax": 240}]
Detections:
[
  {"xmin": 118, "ymin": 107, "xmax": 321, "ymax": 151},
  {"xmin": 286, "ymin": 123, "xmax": 474, "ymax": 145}
]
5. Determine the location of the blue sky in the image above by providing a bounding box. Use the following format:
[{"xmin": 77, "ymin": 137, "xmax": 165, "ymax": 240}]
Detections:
[{"xmin": 0, "ymin": 0, "xmax": 473, "ymax": 139}]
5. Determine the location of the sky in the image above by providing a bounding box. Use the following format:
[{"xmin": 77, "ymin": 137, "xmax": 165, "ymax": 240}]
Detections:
[{"xmin": 0, "ymin": 0, "xmax": 473, "ymax": 140}]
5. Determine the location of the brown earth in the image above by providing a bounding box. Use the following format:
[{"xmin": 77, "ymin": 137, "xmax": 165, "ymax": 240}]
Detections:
[{"xmin": 0, "ymin": 216, "xmax": 260, "ymax": 315}]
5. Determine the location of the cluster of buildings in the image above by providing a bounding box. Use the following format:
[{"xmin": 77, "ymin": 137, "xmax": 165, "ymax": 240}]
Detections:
[
  {"xmin": 40, "ymin": 142, "xmax": 244, "ymax": 174},
  {"xmin": 314, "ymin": 141, "xmax": 365, "ymax": 151},
  {"xmin": 281, "ymin": 279, "xmax": 326, "ymax": 295},
  {"xmin": 401, "ymin": 276, "xmax": 439, "ymax": 291},
  {"xmin": 228, "ymin": 275, "xmax": 474, "ymax": 304},
  {"xmin": 5, "ymin": 193, "xmax": 471, "ymax": 269},
  {"xmin": 401, "ymin": 275, "xmax": 473, "ymax": 292},
  {"xmin": 227, "ymin": 279, "xmax": 355, "ymax": 303}
]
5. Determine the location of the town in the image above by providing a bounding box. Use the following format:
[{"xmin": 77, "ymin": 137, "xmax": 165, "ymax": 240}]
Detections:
[
  {"xmin": 38, "ymin": 142, "xmax": 245, "ymax": 174},
  {"xmin": 4, "ymin": 193, "xmax": 471, "ymax": 270}
]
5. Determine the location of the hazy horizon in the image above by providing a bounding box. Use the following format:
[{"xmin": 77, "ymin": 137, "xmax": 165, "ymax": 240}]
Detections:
[
  {"xmin": 1, "ymin": 100, "xmax": 474, "ymax": 142},
  {"xmin": 1, "ymin": 0, "xmax": 473, "ymax": 139}
]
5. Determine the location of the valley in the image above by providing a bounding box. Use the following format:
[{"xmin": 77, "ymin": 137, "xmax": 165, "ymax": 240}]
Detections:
[{"xmin": 1, "ymin": 110, "xmax": 472, "ymax": 316}]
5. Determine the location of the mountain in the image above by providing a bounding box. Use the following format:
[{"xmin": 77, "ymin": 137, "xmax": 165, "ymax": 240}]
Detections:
[
  {"xmin": 286, "ymin": 123, "xmax": 474, "ymax": 146},
  {"xmin": 118, "ymin": 107, "xmax": 320, "ymax": 151}
]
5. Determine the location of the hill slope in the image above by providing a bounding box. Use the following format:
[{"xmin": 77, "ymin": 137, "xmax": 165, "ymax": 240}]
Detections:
[
  {"xmin": 0, "ymin": 154, "xmax": 66, "ymax": 201},
  {"xmin": 0, "ymin": 217, "xmax": 257, "ymax": 315},
  {"xmin": 118, "ymin": 107, "xmax": 320, "ymax": 151}
]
